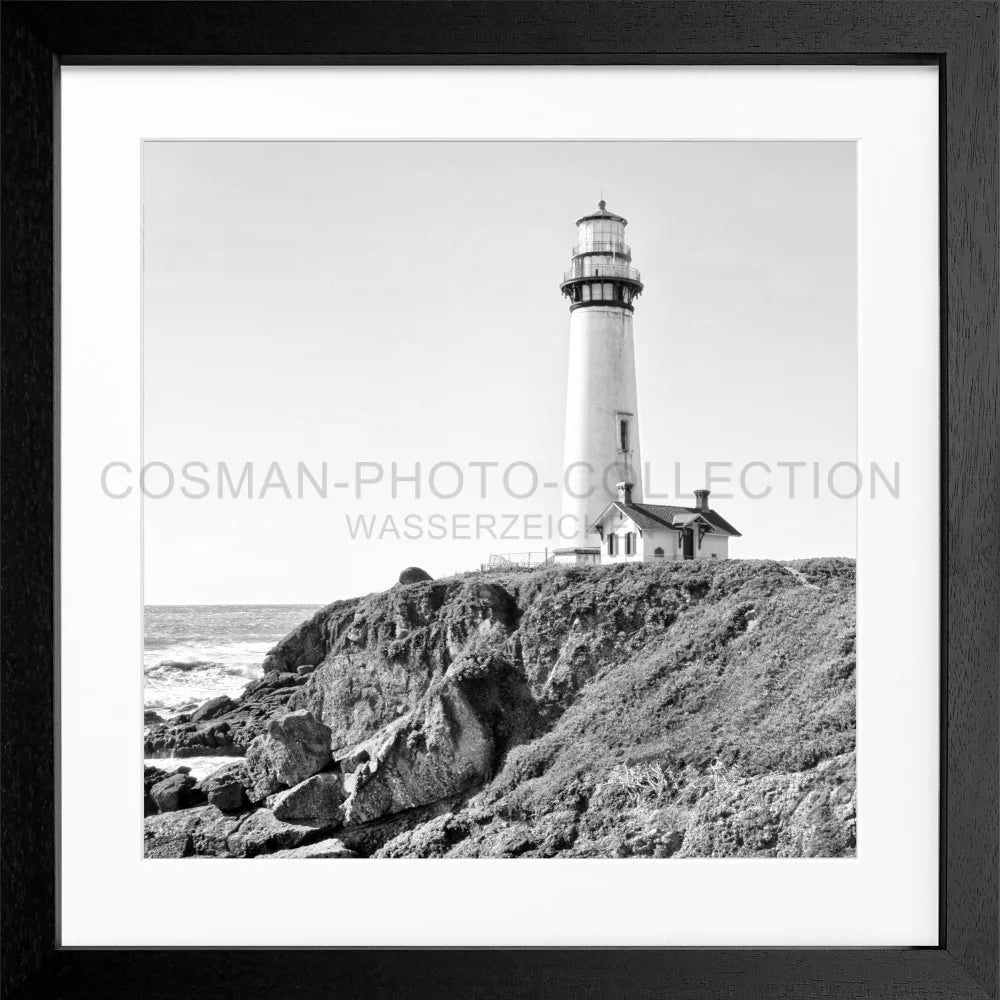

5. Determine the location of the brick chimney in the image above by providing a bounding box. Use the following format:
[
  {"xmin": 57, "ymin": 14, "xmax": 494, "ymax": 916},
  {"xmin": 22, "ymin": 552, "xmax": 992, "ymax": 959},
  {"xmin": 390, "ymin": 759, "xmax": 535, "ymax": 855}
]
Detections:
[
  {"xmin": 693, "ymin": 489, "xmax": 710, "ymax": 511},
  {"xmin": 617, "ymin": 482, "xmax": 634, "ymax": 504}
]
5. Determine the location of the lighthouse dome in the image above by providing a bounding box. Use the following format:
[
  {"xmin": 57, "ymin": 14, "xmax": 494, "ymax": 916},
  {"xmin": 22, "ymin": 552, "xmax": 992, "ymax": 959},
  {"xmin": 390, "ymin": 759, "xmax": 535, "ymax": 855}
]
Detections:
[{"xmin": 575, "ymin": 199, "xmax": 628, "ymax": 226}]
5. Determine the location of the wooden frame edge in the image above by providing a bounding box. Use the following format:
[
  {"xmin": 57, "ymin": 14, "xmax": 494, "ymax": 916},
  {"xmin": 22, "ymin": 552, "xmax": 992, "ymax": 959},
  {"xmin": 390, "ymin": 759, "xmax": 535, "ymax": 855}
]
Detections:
[{"xmin": 1, "ymin": 3, "xmax": 996, "ymax": 998}]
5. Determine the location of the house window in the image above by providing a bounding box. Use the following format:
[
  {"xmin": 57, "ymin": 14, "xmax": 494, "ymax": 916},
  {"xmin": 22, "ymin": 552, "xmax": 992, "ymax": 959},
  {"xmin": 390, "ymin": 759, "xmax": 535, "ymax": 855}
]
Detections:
[
  {"xmin": 654, "ymin": 547, "xmax": 664, "ymax": 558},
  {"xmin": 607, "ymin": 533, "xmax": 617, "ymax": 556},
  {"xmin": 619, "ymin": 419, "xmax": 630, "ymax": 453},
  {"xmin": 625, "ymin": 532, "xmax": 636, "ymax": 555}
]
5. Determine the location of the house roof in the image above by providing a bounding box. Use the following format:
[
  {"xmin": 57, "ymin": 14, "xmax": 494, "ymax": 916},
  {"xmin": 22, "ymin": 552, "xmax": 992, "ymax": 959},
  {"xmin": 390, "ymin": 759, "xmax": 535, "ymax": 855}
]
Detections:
[
  {"xmin": 591, "ymin": 501, "xmax": 742, "ymax": 537},
  {"xmin": 671, "ymin": 513, "xmax": 703, "ymax": 528}
]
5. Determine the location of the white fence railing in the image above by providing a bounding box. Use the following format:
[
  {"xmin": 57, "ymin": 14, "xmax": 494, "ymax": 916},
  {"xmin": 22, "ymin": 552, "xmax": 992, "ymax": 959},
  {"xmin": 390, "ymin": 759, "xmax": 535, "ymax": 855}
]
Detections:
[{"xmin": 483, "ymin": 551, "xmax": 551, "ymax": 571}]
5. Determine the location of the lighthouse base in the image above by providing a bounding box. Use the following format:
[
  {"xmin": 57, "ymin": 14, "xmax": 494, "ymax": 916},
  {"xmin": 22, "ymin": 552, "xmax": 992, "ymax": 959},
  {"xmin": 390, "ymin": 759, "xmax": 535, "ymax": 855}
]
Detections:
[{"xmin": 551, "ymin": 546, "xmax": 601, "ymax": 566}]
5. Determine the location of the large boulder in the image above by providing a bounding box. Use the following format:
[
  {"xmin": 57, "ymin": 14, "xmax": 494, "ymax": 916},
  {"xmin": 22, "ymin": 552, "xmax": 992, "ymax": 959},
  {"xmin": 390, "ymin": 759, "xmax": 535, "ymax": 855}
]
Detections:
[
  {"xmin": 398, "ymin": 566, "xmax": 433, "ymax": 585},
  {"xmin": 342, "ymin": 652, "xmax": 539, "ymax": 827},
  {"xmin": 259, "ymin": 838, "xmax": 357, "ymax": 859},
  {"xmin": 244, "ymin": 710, "xmax": 333, "ymax": 803},
  {"xmin": 190, "ymin": 695, "xmax": 236, "ymax": 723},
  {"xmin": 199, "ymin": 761, "xmax": 250, "ymax": 813},
  {"xmin": 149, "ymin": 772, "xmax": 203, "ymax": 813},
  {"xmin": 266, "ymin": 773, "xmax": 346, "ymax": 823}
]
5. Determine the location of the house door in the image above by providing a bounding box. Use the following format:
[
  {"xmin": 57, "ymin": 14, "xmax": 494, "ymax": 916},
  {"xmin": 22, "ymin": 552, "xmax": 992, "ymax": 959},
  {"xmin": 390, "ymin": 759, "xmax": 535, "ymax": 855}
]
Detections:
[{"xmin": 682, "ymin": 528, "xmax": 695, "ymax": 560}]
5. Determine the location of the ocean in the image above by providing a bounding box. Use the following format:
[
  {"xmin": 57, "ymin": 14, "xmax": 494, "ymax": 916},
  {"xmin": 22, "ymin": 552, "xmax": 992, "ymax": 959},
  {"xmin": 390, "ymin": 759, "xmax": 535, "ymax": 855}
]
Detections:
[
  {"xmin": 144, "ymin": 604, "xmax": 320, "ymax": 778},
  {"xmin": 144, "ymin": 604, "xmax": 321, "ymax": 717}
]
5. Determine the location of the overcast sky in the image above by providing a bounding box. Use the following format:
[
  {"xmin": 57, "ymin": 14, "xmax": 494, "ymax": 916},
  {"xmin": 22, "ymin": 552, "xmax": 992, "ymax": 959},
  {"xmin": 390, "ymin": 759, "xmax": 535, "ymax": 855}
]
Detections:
[{"xmin": 142, "ymin": 140, "xmax": 857, "ymax": 605}]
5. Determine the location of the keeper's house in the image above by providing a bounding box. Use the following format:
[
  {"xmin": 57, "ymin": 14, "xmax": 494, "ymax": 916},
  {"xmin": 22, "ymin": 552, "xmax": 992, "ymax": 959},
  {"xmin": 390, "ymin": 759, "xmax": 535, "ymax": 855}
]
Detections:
[{"xmin": 591, "ymin": 483, "xmax": 742, "ymax": 563}]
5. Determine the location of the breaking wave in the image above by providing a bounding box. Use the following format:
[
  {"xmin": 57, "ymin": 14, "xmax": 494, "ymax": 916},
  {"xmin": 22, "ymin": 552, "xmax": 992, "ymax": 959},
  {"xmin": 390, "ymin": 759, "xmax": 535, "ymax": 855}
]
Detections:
[{"xmin": 143, "ymin": 604, "xmax": 320, "ymax": 716}]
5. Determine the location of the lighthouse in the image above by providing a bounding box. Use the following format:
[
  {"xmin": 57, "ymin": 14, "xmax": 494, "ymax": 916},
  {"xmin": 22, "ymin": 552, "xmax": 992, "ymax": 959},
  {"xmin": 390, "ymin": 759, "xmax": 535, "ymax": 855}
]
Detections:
[{"xmin": 553, "ymin": 200, "xmax": 645, "ymax": 564}]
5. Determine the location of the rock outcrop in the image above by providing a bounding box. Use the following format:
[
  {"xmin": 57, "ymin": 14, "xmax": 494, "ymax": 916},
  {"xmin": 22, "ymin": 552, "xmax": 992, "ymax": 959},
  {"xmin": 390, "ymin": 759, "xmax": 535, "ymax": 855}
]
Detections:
[
  {"xmin": 341, "ymin": 651, "xmax": 539, "ymax": 826},
  {"xmin": 190, "ymin": 695, "xmax": 235, "ymax": 723},
  {"xmin": 144, "ymin": 559, "xmax": 857, "ymax": 860},
  {"xmin": 143, "ymin": 805, "xmax": 341, "ymax": 859},
  {"xmin": 244, "ymin": 710, "xmax": 333, "ymax": 803},
  {"xmin": 144, "ymin": 665, "xmax": 319, "ymax": 758}
]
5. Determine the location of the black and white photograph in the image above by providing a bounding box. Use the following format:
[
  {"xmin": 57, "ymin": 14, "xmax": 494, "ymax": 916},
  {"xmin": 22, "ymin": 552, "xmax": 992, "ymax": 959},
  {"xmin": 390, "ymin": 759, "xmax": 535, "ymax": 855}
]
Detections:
[
  {"xmin": 6, "ymin": 1, "xmax": 996, "ymax": 993},
  {"xmin": 137, "ymin": 140, "xmax": 862, "ymax": 860}
]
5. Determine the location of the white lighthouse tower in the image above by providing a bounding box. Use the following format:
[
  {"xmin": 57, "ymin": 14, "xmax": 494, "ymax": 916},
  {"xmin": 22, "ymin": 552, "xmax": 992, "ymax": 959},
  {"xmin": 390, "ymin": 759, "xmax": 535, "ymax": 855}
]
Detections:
[{"xmin": 553, "ymin": 200, "xmax": 645, "ymax": 564}]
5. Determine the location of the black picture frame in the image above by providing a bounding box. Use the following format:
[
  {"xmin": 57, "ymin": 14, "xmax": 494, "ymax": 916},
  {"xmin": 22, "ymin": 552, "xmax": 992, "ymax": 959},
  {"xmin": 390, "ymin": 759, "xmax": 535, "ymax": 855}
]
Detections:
[{"xmin": 1, "ymin": 2, "xmax": 997, "ymax": 997}]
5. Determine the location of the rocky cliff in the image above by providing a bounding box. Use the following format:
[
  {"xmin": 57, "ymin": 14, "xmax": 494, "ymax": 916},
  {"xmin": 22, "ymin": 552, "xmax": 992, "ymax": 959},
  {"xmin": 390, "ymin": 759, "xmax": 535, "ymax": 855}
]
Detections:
[{"xmin": 144, "ymin": 558, "xmax": 856, "ymax": 859}]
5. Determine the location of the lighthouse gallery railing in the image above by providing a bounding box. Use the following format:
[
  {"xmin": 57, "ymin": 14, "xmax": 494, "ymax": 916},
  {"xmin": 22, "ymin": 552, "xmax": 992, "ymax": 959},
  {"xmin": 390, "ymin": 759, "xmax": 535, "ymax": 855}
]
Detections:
[{"xmin": 562, "ymin": 262, "xmax": 642, "ymax": 282}]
